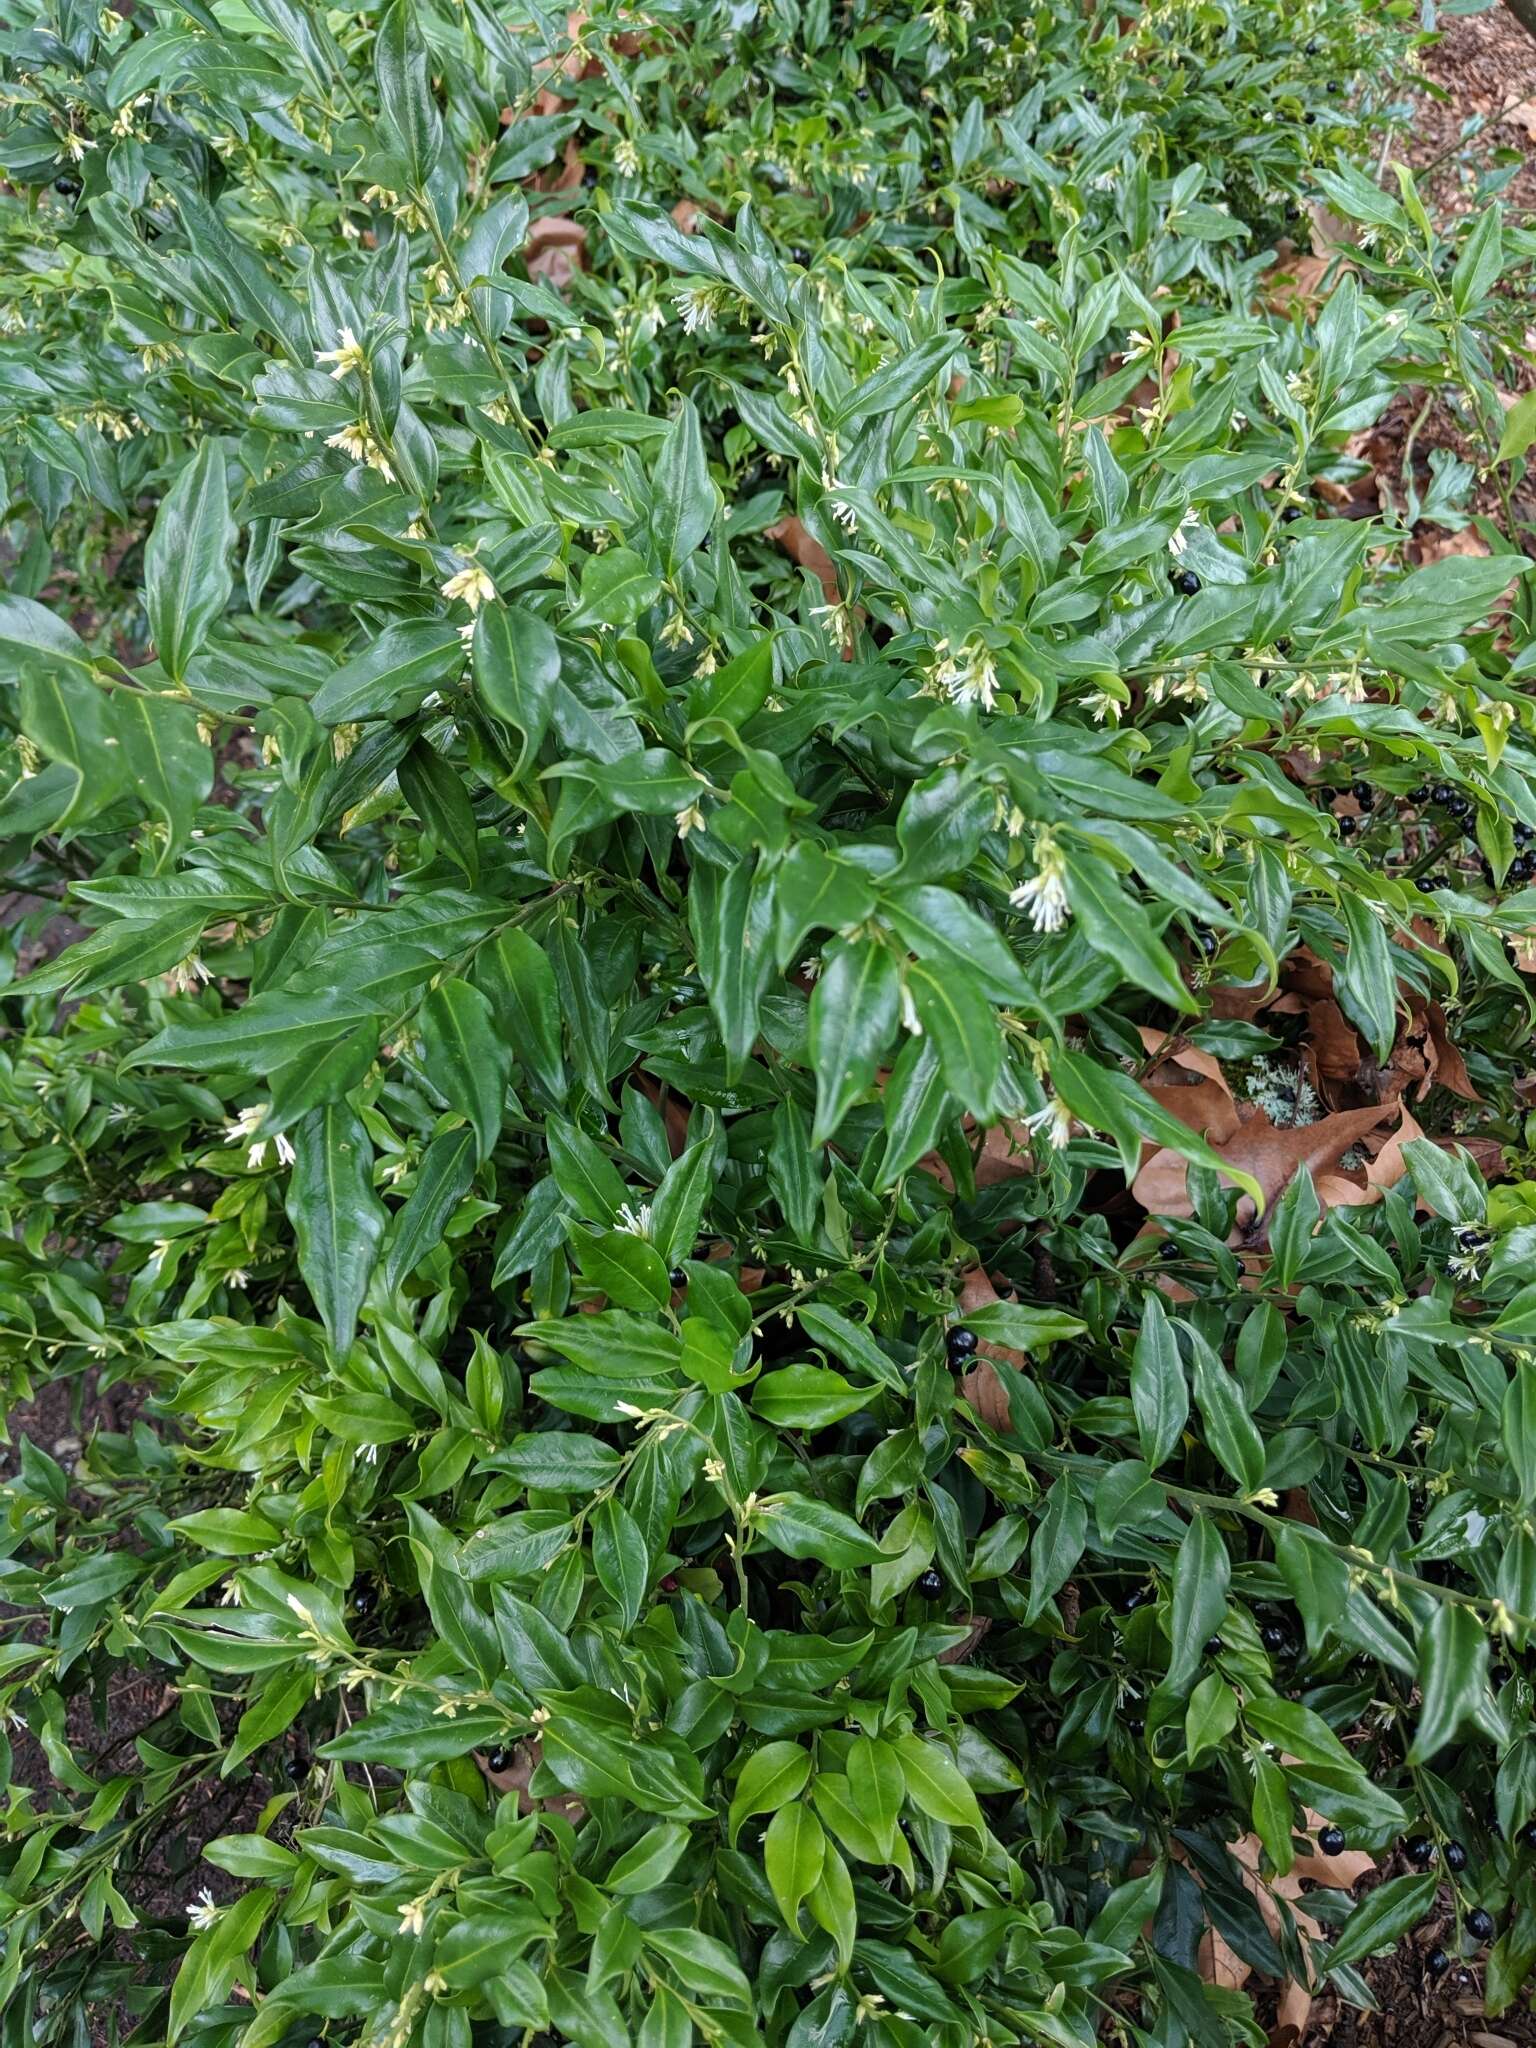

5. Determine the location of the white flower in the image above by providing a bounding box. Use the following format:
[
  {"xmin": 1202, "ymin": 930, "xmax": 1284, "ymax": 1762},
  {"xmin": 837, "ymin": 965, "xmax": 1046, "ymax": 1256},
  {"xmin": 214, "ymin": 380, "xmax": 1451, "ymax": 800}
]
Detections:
[
  {"xmin": 61, "ymin": 132, "xmax": 96, "ymax": 161},
  {"xmin": 399, "ymin": 1899, "xmax": 427, "ymax": 1937},
  {"xmin": 899, "ymin": 982, "xmax": 923, "ymax": 1035},
  {"xmin": 325, "ymin": 420, "xmax": 394, "ymax": 481},
  {"xmin": 810, "ymin": 598, "xmax": 857, "ymax": 644},
  {"xmin": 1022, "ymin": 1098, "xmax": 1073, "ymax": 1150},
  {"xmin": 164, "ymin": 955, "xmax": 212, "ymax": 996},
  {"xmin": 1082, "ymin": 688, "xmax": 1121, "ymax": 725},
  {"xmin": 1009, "ymin": 833, "xmax": 1071, "ymax": 933},
  {"xmin": 1167, "ymin": 509, "xmax": 1200, "ymax": 559},
  {"xmin": 614, "ymin": 138, "xmax": 641, "ymax": 176},
  {"xmin": 315, "ymin": 326, "xmax": 365, "ymax": 380},
  {"xmin": 225, "ymin": 1268, "xmax": 250, "ymax": 1291},
  {"xmin": 928, "ymin": 634, "xmax": 1000, "ymax": 713},
  {"xmin": 440, "ymin": 559, "xmax": 496, "ymax": 613},
  {"xmin": 675, "ymin": 803, "xmax": 706, "ymax": 839},
  {"xmin": 187, "ymin": 1889, "xmax": 221, "ymax": 1931},
  {"xmin": 674, "ymin": 283, "xmax": 726, "ymax": 334},
  {"xmin": 226, "ymin": 1106, "xmax": 297, "ymax": 1172},
  {"xmin": 615, "ymin": 1201, "xmax": 653, "ymax": 1239}
]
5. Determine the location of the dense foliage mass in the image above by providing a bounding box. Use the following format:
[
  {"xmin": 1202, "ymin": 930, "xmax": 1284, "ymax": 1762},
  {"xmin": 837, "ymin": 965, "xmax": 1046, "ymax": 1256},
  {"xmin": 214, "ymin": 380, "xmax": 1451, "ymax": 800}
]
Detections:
[{"xmin": 2, "ymin": 0, "xmax": 1536, "ymax": 2042}]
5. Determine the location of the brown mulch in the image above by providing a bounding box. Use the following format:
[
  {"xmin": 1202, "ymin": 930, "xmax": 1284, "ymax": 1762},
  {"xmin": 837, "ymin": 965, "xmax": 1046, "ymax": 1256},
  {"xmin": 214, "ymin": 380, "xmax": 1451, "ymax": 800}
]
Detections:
[{"xmin": 1406, "ymin": 4, "xmax": 1536, "ymax": 222}]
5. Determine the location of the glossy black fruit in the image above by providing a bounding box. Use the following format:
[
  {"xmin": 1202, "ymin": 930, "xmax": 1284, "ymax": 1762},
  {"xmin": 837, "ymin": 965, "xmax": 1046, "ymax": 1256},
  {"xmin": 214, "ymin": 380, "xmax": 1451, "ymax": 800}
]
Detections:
[
  {"xmin": 1318, "ymin": 1824, "xmax": 1346, "ymax": 1856},
  {"xmin": 917, "ymin": 1568, "xmax": 944, "ymax": 1597},
  {"xmin": 1205, "ymin": 1636, "xmax": 1224, "ymax": 1653},
  {"xmin": 669, "ymin": 1267, "xmax": 687, "ymax": 1286},
  {"xmin": 1444, "ymin": 1839, "xmax": 1468, "ymax": 1871},
  {"xmin": 1260, "ymin": 1621, "xmax": 1288, "ymax": 1651},
  {"xmin": 1468, "ymin": 1908, "xmax": 1494, "ymax": 1942},
  {"xmin": 1122, "ymin": 1585, "xmax": 1150, "ymax": 1613},
  {"xmin": 789, "ymin": 247, "xmax": 810, "ymax": 265},
  {"xmin": 1432, "ymin": 782, "xmax": 1455, "ymax": 804},
  {"xmin": 1509, "ymin": 855, "xmax": 1531, "ymax": 884},
  {"xmin": 350, "ymin": 1577, "xmax": 377, "ymax": 1618},
  {"xmin": 1426, "ymin": 1947, "xmax": 1450, "ymax": 1979},
  {"xmin": 485, "ymin": 1745, "xmax": 512, "ymax": 1772},
  {"xmin": 284, "ymin": 1752, "xmax": 310, "ymax": 1783},
  {"xmin": 1174, "ymin": 569, "xmax": 1200, "ymax": 595},
  {"xmin": 1305, "ymin": 38, "xmax": 1319, "ymax": 52},
  {"xmin": 1416, "ymin": 874, "xmax": 1444, "ymax": 893},
  {"xmin": 1351, "ymin": 780, "xmax": 1372, "ymax": 806},
  {"xmin": 1304, "ymin": 111, "xmax": 1316, "ymax": 125},
  {"xmin": 1280, "ymin": 503, "xmax": 1302, "ymax": 523},
  {"xmin": 946, "ymin": 1325, "xmax": 979, "ymax": 1360},
  {"xmin": 1338, "ymin": 814, "xmax": 1357, "ymax": 837},
  {"xmin": 54, "ymin": 175, "xmax": 81, "ymax": 196},
  {"xmin": 856, "ymin": 85, "xmax": 869, "ymax": 99},
  {"xmin": 1456, "ymin": 1226, "xmax": 1491, "ymax": 1249},
  {"xmin": 1406, "ymin": 1835, "xmax": 1437, "ymax": 1868},
  {"xmin": 582, "ymin": 165, "xmax": 598, "ymax": 187},
  {"xmin": 1516, "ymin": 1819, "xmax": 1536, "ymax": 1851},
  {"xmin": 1326, "ymin": 80, "xmax": 1339, "ymax": 93},
  {"xmin": 1084, "ymin": 87, "xmax": 1098, "ymax": 101}
]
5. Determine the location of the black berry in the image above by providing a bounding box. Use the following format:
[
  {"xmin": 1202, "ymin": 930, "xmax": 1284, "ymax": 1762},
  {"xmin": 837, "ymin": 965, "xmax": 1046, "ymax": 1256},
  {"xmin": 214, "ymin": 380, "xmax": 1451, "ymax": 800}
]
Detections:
[
  {"xmin": 856, "ymin": 85, "xmax": 869, "ymax": 100},
  {"xmin": 1084, "ymin": 88, "xmax": 1098, "ymax": 101},
  {"xmin": 1444, "ymin": 1839, "xmax": 1467, "ymax": 1871},
  {"xmin": 582, "ymin": 165, "xmax": 597, "ymax": 187},
  {"xmin": 1432, "ymin": 783, "xmax": 1455, "ymax": 804},
  {"xmin": 1426, "ymin": 1947, "xmax": 1450, "ymax": 1979},
  {"xmin": 1121, "ymin": 1585, "xmax": 1150, "ymax": 1613},
  {"xmin": 1406, "ymin": 1835, "xmax": 1437, "ymax": 1868},
  {"xmin": 1338, "ymin": 814, "xmax": 1357, "ymax": 837},
  {"xmin": 1509, "ymin": 855, "xmax": 1531, "ymax": 884},
  {"xmin": 1305, "ymin": 38, "xmax": 1319, "ymax": 52},
  {"xmin": 284, "ymin": 1752, "xmax": 310, "ymax": 1783},
  {"xmin": 1318, "ymin": 1824, "xmax": 1346, "ymax": 1856},
  {"xmin": 946, "ymin": 1325, "xmax": 979, "ymax": 1361},
  {"xmin": 1326, "ymin": 79, "xmax": 1339, "ymax": 93},
  {"xmin": 1350, "ymin": 780, "xmax": 1372, "ymax": 806},
  {"xmin": 1205, "ymin": 1636, "xmax": 1224, "ymax": 1653},
  {"xmin": 485, "ymin": 1745, "xmax": 512, "ymax": 1772},
  {"xmin": 1416, "ymin": 874, "xmax": 1444, "ymax": 893},
  {"xmin": 350, "ymin": 1577, "xmax": 377, "ymax": 1619},
  {"xmin": 1516, "ymin": 1819, "xmax": 1536, "ymax": 1851},
  {"xmin": 1173, "ymin": 569, "xmax": 1201, "ymax": 595},
  {"xmin": 669, "ymin": 1267, "xmax": 687, "ymax": 1286},
  {"xmin": 1280, "ymin": 504, "xmax": 1302, "ymax": 523},
  {"xmin": 1468, "ymin": 1908, "xmax": 1494, "ymax": 1942},
  {"xmin": 54, "ymin": 175, "xmax": 81, "ymax": 196},
  {"xmin": 1260, "ymin": 1621, "xmax": 1288, "ymax": 1651},
  {"xmin": 916, "ymin": 1568, "xmax": 944, "ymax": 1597},
  {"xmin": 1304, "ymin": 111, "xmax": 1316, "ymax": 125}
]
